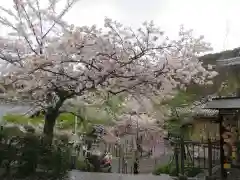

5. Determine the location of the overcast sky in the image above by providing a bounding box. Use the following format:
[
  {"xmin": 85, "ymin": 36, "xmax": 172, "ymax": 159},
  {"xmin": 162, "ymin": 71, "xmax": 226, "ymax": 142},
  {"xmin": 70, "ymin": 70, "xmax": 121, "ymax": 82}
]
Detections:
[
  {"xmin": 65, "ymin": 0, "xmax": 240, "ymax": 53},
  {"xmin": 1, "ymin": 0, "xmax": 240, "ymax": 53}
]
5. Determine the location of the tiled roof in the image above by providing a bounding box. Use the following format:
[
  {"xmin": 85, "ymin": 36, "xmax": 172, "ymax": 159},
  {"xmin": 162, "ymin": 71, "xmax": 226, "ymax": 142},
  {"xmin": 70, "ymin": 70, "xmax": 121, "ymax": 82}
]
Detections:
[
  {"xmin": 217, "ymin": 56, "xmax": 240, "ymax": 66},
  {"xmin": 174, "ymin": 95, "xmax": 220, "ymax": 118},
  {"xmin": 175, "ymin": 105, "xmax": 218, "ymax": 118},
  {"xmin": 204, "ymin": 97, "xmax": 240, "ymax": 109}
]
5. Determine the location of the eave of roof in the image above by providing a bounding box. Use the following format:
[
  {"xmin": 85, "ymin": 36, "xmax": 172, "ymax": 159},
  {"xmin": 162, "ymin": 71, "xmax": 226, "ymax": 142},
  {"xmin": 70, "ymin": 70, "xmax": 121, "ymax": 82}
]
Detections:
[
  {"xmin": 204, "ymin": 97, "xmax": 240, "ymax": 109},
  {"xmin": 176, "ymin": 106, "xmax": 219, "ymax": 118}
]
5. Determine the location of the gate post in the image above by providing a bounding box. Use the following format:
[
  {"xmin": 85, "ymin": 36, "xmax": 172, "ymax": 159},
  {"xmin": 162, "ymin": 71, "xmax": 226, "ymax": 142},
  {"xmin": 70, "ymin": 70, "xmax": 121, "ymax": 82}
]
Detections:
[
  {"xmin": 208, "ymin": 138, "xmax": 212, "ymax": 177},
  {"xmin": 180, "ymin": 137, "xmax": 185, "ymax": 175},
  {"xmin": 219, "ymin": 112, "xmax": 227, "ymax": 180},
  {"xmin": 118, "ymin": 145, "xmax": 122, "ymax": 173},
  {"xmin": 174, "ymin": 144, "xmax": 179, "ymax": 176}
]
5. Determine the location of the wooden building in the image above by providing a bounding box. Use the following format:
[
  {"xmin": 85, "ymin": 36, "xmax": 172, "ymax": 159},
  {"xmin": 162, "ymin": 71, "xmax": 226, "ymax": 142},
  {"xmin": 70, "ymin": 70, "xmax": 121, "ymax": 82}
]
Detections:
[{"xmin": 176, "ymin": 104, "xmax": 219, "ymax": 141}]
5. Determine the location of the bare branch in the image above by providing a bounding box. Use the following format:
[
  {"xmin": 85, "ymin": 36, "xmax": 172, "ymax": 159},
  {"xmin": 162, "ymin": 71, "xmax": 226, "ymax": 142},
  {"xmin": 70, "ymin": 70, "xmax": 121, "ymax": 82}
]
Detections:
[
  {"xmin": 42, "ymin": 0, "xmax": 79, "ymax": 40},
  {"xmin": 18, "ymin": 2, "xmax": 41, "ymax": 47}
]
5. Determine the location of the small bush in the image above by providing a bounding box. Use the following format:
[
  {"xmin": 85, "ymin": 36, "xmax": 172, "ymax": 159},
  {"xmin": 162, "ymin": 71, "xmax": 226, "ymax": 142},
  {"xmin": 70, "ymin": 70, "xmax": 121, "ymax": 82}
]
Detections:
[
  {"xmin": 0, "ymin": 128, "xmax": 71, "ymax": 179},
  {"xmin": 184, "ymin": 166, "xmax": 203, "ymax": 177},
  {"xmin": 153, "ymin": 163, "xmax": 203, "ymax": 177},
  {"xmin": 153, "ymin": 163, "xmax": 177, "ymax": 176},
  {"xmin": 76, "ymin": 159, "xmax": 94, "ymax": 172},
  {"xmin": 76, "ymin": 159, "xmax": 87, "ymax": 171}
]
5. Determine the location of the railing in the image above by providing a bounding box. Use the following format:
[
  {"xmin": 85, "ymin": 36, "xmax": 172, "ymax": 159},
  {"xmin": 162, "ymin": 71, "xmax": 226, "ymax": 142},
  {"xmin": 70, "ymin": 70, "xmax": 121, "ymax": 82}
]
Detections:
[
  {"xmin": 172, "ymin": 138, "xmax": 221, "ymax": 177},
  {"xmin": 183, "ymin": 140, "xmax": 220, "ymax": 169},
  {"xmin": 71, "ymin": 135, "xmax": 222, "ymax": 175},
  {"xmin": 100, "ymin": 140, "xmax": 172, "ymax": 174}
]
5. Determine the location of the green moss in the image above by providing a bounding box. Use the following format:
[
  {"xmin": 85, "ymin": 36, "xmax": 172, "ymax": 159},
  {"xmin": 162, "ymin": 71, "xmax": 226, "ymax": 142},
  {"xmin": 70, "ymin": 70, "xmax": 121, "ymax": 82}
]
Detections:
[
  {"xmin": 57, "ymin": 113, "xmax": 75, "ymax": 129},
  {"xmin": 3, "ymin": 114, "xmax": 44, "ymax": 125},
  {"xmin": 3, "ymin": 113, "xmax": 113, "ymax": 133}
]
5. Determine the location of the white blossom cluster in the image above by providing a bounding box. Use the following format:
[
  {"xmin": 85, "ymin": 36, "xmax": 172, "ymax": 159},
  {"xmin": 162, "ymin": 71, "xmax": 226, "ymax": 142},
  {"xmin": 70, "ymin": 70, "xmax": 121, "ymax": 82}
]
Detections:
[{"xmin": 0, "ymin": 0, "xmax": 218, "ymax": 111}]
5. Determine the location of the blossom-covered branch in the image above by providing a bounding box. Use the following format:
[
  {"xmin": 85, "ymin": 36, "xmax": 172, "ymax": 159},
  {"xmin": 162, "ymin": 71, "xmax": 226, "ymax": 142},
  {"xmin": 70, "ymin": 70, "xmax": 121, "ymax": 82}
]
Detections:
[{"xmin": 0, "ymin": 0, "xmax": 217, "ymax": 139}]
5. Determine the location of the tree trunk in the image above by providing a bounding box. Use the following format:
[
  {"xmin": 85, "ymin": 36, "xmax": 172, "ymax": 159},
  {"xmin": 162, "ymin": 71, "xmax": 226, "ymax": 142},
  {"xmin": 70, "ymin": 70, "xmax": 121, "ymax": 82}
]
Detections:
[
  {"xmin": 43, "ymin": 97, "xmax": 65, "ymax": 144},
  {"xmin": 43, "ymin": 110, "xmax": 59, "ymax": 143}
]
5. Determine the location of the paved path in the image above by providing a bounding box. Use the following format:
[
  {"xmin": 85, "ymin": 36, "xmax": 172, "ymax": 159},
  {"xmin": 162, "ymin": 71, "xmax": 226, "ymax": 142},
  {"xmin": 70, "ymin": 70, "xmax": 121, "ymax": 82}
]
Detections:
[
  {"xmin": 68, "ymin": 171, "xmax": 174, "ymax": 180},
  {"xmin": 111, "ymin": 154, "xmax": 172, "ymax": 174},
  {"xmin": 151, "ymin": 142, "xmax": 172, "ymax": 157},
  {"xmin": 212, "ymin": 167, "xmax": 240, "ymax": 180},
  {"xmin": 106, "ymin": 139, "xmax": 173, "ymax": 174}
]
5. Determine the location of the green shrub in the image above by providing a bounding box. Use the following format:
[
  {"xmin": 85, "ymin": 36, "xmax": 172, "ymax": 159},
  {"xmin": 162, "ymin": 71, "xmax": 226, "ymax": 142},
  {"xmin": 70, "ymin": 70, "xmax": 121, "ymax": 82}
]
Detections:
[
  {"xmin": 76, "ymin": 159, "xmax": 87, "ymax": 171},
  {"xmin": 184, "ymin": 166, "xmax": 203, "ymax": 177},
  {"xmin": 153, "ymin": 163, "xmax": 177, "ymax": 176},
  {"xmin": 152, "ymin": 163, "xmax": 203, "ymax": 177},
  {"xmin": 0, "ymin": 128, "xmax": 71, "ymax": 179},
  {"xmin": 76, "ymin": 159, "xmax": 94, "ymax": 172}
]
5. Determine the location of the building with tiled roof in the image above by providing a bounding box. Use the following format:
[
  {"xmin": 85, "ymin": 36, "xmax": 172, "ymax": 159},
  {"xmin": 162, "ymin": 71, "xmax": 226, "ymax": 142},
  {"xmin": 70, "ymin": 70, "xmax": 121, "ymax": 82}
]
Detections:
[{"xmin": 173, "ymin": 98, "xmax": 221, "ymax": 140}]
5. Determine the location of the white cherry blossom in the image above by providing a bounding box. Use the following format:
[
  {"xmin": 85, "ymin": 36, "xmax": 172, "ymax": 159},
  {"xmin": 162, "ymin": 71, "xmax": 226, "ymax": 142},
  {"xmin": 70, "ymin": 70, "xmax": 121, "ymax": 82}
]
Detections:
[{"xmin": 0, "ymin": 0, "xmax": 217, "ymax": 138}]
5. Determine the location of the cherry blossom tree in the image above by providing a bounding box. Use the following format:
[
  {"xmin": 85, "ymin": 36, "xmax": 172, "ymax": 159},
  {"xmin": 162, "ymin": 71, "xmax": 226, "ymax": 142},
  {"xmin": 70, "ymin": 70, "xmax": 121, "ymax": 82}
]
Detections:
[{"xmin": 0, "ymin": 0, "xmax": 217, "ymax": 141}]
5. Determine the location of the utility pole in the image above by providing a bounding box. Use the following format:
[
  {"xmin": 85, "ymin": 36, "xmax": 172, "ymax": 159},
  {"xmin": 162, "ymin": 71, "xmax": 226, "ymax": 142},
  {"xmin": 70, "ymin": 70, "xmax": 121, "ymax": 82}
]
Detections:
[
  {"xmin": 133, "ymin": 111, "xmax": 139, "ymax": 174},
  {"xmin": 223, "ymin": 20, "xmax": 230, "ymax": 51},
  {"xmin": 74, "ymin": 115, "xmax": 77, "ymax": 134}
]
